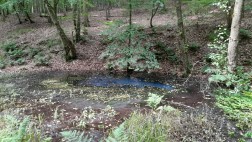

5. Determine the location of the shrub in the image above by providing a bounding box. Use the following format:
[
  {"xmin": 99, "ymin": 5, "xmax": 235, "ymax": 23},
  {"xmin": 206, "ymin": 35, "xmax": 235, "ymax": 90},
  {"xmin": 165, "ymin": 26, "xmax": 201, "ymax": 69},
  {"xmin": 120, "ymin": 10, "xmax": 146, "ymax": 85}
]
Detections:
[
  {"xmin": 100, "ymin": 21, "xmax": 159, "ymax": 72},
  {"xmin": 107, "ymin": 105, "xmax": 227, "ymax": 142}
]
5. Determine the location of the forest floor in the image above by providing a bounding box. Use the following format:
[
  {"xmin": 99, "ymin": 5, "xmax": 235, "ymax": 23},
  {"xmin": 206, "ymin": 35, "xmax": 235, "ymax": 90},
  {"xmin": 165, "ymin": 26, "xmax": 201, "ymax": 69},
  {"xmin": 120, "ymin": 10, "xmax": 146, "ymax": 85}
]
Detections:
[
  {"xmin": 0, "ymin": 8, "xmax": 251, "ymax": 76},
  {"xmin": 0, "ymin": 8, "xmax": 252, "ymax": 141}
]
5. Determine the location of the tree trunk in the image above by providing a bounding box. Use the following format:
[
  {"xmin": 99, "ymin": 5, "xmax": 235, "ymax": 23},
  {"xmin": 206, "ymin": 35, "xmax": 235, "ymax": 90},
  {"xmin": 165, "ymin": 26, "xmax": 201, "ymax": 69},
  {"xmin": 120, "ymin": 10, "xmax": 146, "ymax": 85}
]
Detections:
[
  {"xmin": 73, "ymin": 1, "xmax": 81, "ymax": 42},
  {"xmin": 127, "ymin": 0, "xmax": 133, "ymax": 75},
  {"xmin": 105, "ymin": 1, "xmax": 111, "ymax": 20},
  {"xmin": 227, "ymin": 0, "xmax": 243, "ymax": 72},
  {"xmin": 63, "ymin": 0, "xmax": 67, "ymax": 16},
  {"xmin": 83, "ymin": 0, "xmax": 90, "ymax": 27},
  {"xmin": 1, "ymin": 10, "xmax": 6, "ymax": 22},
  {"xmin": 44, "ymin": 0, "xmax": 77, "ymax": 61},
  {"xmin": 175, "ymin": 0, "xmax": 190, "ymax": 75},
  {"xmin": 150, "ymin": 3, "xmax": 159, "ymax": 28},
  {"xmin": 24, "ymin": 11, "xmax": 35, "ymax": 23},
  {"xmin": 226, "ymin": 0, "xmax": 234, "ymax": 29}
]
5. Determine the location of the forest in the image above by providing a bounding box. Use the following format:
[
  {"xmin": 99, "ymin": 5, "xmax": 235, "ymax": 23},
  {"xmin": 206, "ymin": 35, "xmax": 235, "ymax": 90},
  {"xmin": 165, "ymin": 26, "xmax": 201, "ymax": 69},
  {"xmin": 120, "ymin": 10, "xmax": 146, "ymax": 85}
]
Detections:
[{"xmin": 0, "ymin": 0, "xmax": 252, "ymax": 141}]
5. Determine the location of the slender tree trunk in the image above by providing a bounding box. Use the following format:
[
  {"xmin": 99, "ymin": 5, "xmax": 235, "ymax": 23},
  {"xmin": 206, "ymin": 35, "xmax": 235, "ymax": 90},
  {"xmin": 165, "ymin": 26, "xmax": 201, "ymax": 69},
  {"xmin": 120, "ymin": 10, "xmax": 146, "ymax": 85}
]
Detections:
[
  {"xmin": 105, "ymin": 1, "xmax": 111, "ymax": 20},
  {"xmin": 83, "ymin": 0, "xmax": 90, "ymax": 27},
  {"xmin": 73, "ymin": 0, "xmax": 81, "ymax": 42},
  {"xmin": 44, "ymin": 0, "xmax": 77, "ymax": 61},
  {"xmin": 175, "ymin": 0, "xmax": 190, "ymax": 75},
  {"xmin": 242, "ymin": 0, "xmax": 245, "ymax": 18},
  {"xmin": 2, "ymin": 9, "xmax": 6, "ymax": 22},
  {"xmin": 228, "ymin": 0, "xmax": 243, "ymax": 72},
  {"xmin": 13, "ymin": 6, "xmax": 22, "ymax": 24},
  {"xmin": 127, "ymin": 0, "xmax": 133, "ymax": 75},
  {"xmin": 150, "ymin": 3, "xmax": 159, "ymax": 28},
  {"xmin": 63, "ymin": 0, "xmax": 67, "ymax": 16},
  {"xmin": 226, "ymin": 0, "xmax": 234, "ymax": 29}
]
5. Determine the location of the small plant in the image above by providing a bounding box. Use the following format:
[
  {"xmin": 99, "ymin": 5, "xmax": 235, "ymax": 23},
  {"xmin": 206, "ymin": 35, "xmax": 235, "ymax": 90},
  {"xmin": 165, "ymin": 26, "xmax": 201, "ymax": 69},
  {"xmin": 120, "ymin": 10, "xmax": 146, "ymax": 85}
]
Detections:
[
  {"xmin": 106, "ymin": 123, "xmax": 128, "ymax": 142},
  {"xmin": 28, "ymin": 47, "xmax": 41, "ymax": 58},
  {"xmin": 0, "ymin": 42, "xmax": 19, "ymax": 52},
  {"xmin": 34, "ymin": 53, "xmax": 50, "ymax": 66},
  {"xmin": 244, "ymin": 131, "xmax": 252, "ymax": 139},
  {"xmin": 15, "ymin": 58, "xmax": 26, "ymax": 65},
  {"xmin": 145, "ymin": 93, "xmax": 163, "ymax": 109}
]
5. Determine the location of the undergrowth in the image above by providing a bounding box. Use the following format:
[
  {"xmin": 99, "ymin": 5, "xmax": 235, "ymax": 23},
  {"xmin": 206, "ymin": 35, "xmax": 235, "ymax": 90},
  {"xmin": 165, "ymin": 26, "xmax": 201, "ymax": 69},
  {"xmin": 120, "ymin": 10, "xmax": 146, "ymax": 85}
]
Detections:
[
  {"xmin": 106, "ymin": 105, "xmax": 227, "ymax": 142},
  {"xmin": 0, "ymin": 41, "xmax": 50, "ymax": 68},
  {"xmin": 0, "ymin": 115, "xmax": 51, "ymax": 142},
  {"xmin": 216, "ymin": 91, "xmax": 252, "ymax": 130}
]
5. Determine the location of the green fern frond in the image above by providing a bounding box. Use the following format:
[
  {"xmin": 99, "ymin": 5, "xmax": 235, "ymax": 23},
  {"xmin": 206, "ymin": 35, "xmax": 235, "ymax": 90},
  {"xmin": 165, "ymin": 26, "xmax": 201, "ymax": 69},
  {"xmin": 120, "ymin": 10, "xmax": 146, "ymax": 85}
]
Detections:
[
  {"xmin": 106, "ymin": 123, "xmax": 128, "ymax": 142},
  {"xmin": 17, "ymin": 117, "xmax": 30, "ymax": 141},
  {"xmin": 60, "ymin": 130, "xmax": 92, "ymax": 142}
]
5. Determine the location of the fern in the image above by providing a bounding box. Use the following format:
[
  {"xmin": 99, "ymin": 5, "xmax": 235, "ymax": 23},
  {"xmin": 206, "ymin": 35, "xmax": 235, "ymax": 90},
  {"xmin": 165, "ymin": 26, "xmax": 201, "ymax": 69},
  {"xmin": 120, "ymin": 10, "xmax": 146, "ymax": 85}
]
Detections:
[
  {"xmin": 105, "ymin": 123, "xmax": 128, "ymax": 142},
  {"xmin": 17, "ymin": 117, "xmax": 30, "ymax": 141},
  {"xmin": 60, "ymin": 130, "xmax": 92, "ymax": 142}
]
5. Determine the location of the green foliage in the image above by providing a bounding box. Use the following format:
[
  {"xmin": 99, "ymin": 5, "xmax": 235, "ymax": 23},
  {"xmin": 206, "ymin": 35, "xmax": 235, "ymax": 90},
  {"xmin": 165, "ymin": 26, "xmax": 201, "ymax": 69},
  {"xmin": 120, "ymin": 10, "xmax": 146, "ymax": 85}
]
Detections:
[
  {"xmin": 206, "ymin": 26, "xmax": 252, "ymax": 94},
  {"xmin": 60, "ymin": 130, "xmax": 92, "ymax": 142},
  {"xmin": 1, "ymin": 42, "xmax": 19, "ymax": 53},
  {"xmin": 216, "ymin": 93, "xmax": 252, "ymax": 130},
  {"xmin": 28, "ymin": 47, "xmax": 41, "ymax": 58},
  {"xmin": 145, "ymin": 93, "xmax": 163, "ymax": 109},
  {"xmin": 244, "ymin": 131, "xmax": 252, "ymax": 139},
  {"xmin": 0, "ymin": 115, "xmax": 51, "ymax": 142},
  {"xmin": 109, "ymin": 105, "xmax": 226, "ymax": 142},
  {"xmin": 34, "ymin": 53, "xmax": 50, "ymax": 66},
  {"xmin": 0, "ymin": 41, "xmax": 26, "ymax": 60},
  {"xmin": 105, "ymin": 123, "xmax": 128, "ymax": 142},
  {"xmin": 100, "ymin": 21, "xmax": 159, "ymax": 71}
]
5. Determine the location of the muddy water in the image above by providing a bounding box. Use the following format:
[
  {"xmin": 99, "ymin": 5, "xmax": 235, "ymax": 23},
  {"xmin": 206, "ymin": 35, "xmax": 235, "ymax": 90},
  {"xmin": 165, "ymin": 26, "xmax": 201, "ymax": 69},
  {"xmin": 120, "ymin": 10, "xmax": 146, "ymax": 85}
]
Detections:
[{"xmin": 0, "ymin": 71, "xmax": 214, "ymax": 141}]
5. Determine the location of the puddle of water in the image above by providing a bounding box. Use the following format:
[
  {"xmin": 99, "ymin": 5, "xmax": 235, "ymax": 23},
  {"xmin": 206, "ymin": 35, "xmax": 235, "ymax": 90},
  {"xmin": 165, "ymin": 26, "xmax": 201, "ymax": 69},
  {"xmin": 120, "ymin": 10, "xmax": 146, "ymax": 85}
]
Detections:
[{"xmin": 71, "ymin": 75, "xmax": 174, "ymax": 90}]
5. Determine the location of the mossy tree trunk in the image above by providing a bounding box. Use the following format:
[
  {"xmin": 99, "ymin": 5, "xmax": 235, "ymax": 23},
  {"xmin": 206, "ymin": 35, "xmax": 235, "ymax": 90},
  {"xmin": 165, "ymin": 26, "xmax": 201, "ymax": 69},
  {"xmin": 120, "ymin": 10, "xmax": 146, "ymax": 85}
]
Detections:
[
  {"xmin": 83, "ymin": 0, "xmax": 90, "ymax": 27},
  {"xmin": 44, "ymin": 0, "xmax": 77, "ymax": 61}
]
